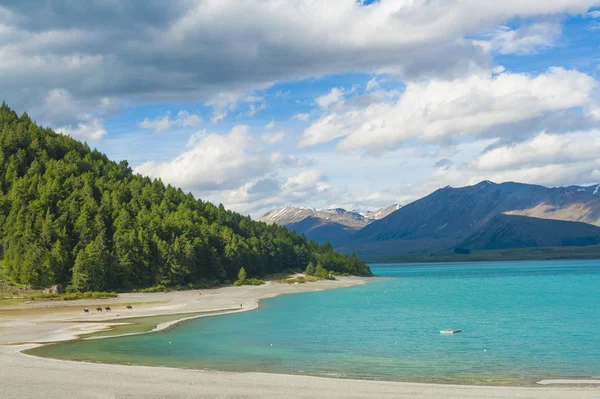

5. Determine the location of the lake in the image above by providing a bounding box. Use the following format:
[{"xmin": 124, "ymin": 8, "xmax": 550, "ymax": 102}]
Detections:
[{"xmin": 31, "ymin": 260, "xmax": 600, "ymax": 385}]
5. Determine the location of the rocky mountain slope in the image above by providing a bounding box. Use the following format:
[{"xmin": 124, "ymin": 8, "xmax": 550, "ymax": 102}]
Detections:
[{"xmin": 459, "ymin": 214, "xmax": 600, "ymax": 250}]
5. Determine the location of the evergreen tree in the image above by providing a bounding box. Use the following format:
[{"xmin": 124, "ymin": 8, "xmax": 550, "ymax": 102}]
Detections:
[
  {"xmin": 305, "ymin": 261, "xmax": 316, "ymax": 276},
  {"xmin": 236, "ymin": 267, "xmax": 247, "ymax": 285}
]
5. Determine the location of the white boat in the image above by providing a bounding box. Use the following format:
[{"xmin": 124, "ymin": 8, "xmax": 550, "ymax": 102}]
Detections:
[{"xmin": 440, "ymin": 329, "xmax": 461, "ymax": 334}]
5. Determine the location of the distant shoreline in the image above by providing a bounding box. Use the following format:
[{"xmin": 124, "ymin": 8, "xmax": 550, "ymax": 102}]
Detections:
[{"xmin": 368, "ymin": 245, "xmax": 600, "ymax": 264}]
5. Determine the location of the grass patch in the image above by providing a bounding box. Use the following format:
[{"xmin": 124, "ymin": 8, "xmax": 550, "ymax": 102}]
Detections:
[
  {"xmin": 278, "ymin": 276, "xmax": 307, "ymax": 284},
  {"xmin": 264, "ymin": 269, "xmax": 301, "ymax": 281},
  {"xmin": 138, "ymin": 285, "xmax": 168, "ymax": 293},
  {"xmin": 274, "ymin": 274, "xmax": 322, "ymax": 284}
]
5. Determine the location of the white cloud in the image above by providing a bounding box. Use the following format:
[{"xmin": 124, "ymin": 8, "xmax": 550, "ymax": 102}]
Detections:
[
  {"xmin": 589, "ymin": 104, "xmax": 600, "ymax": 120},
  {"xmin": 316, "ymin": 88, "xmax": 345, "ymax": 109},
  {"xmin": 140, "ymin": 115, "xmax": 171, "ymax": 132},
  {"xmin": 176, "ymin": 110, "xmax": 203, "ymax": 128},
  {"xmin": 294, "ymin": 113, "xmax": 310, "ymax": 121},
  {"xmin": 205, "ymin": 92, "xmax": 243, "ymax": 123},
  {"xmin": 472, "ymin": 131, "xmax": 600, "ymax": 173},
  {"xmin": 284, "ymin": 169, "xmax": 326, "ymax": 191},
  {"xmin": 139, "ymin": 110, "xmax": 203, "ymax": 133},
  {"xmin": 366, "ymin": 78, "xmax": 380, "ymax": 92},
  {"xmin": 261, "ymin": 131, "xmax": 286, "ymax": 145},
  {"xmin": 265, "ymin": 120, "xmax": 275, "ymax": 129},
  {"xmin": 300, "ymin": 68, "xmax": 598, "ymax": 153},
  {"xmin": 134, "ymin": 125, "xmax": 302, "ymax": 192},
  {"xmin": 245, "ymin": 102, "xmax": 266, "ymax": 117},
  {"xmin": 221, "ymin": 169, "xmax": 331, "ymax": 214},
  {"xmin": 491, "ymin": 23, "xmax": 562, "ymax": 55},
  {"xmin": 29, "ymin": 88, "xmax": 119, "ymax": 132},
  {"xmin": 587, "ymin": 10, "xmax": 600, "ymax": 18},
  {"xmin": 57, "ymin": 117, "xmax": 107, "ymax": 141}
]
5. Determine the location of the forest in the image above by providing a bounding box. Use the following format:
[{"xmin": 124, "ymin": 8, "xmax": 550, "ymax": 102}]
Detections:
[{"xmin": 0, "ymin": 103, "xmax": 371, "ymax": 291}]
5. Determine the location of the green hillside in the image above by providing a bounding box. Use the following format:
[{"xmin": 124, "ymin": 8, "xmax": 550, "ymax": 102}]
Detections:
[{"xmin": 0, "ymin": 103, "xmax": 370, "ymax": 291}]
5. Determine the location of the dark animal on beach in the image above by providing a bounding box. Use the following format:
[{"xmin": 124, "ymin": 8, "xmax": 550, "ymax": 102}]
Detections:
[
  {"xmin": 105, "ymin": 306, "xmax": 111, "ymax": 312},
  {"xmin": 126, "ymin": 305, "xmax": 132, "ymax": 310},
  {"xmin": 84, "ymin": 308, "xmax": 89, "ymax": 313},
  {"xmin": 96, "ymin": 307, "xmax": 102, "ymax": 312}
]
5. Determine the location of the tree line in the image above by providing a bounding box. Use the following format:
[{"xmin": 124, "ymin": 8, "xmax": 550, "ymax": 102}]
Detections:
[{"xmin": 0, "ymin": 103, "xmax": 371, "ymax": 291}]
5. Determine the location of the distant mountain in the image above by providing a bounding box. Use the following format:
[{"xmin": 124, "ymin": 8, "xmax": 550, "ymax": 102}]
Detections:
[
  {"xmin": 258, "ymin": 205, "xmax": 401, "ymax": 244},
  {"xmin": 343, "ymin": 181, "xmax": 600, "ymax": 258},
  {"xmin": 359, "ymin": 204, "xmax": 402, "ymax": 220},
  {"xmin": 459, "ymin": 214, "xmax": 600, "ymax": 250},
  {"xmin": 286, "ymin": 217, "xmax": 359, "ymax": 245}
]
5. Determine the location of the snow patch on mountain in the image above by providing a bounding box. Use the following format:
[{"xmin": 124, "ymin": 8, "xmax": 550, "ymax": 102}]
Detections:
[{"xmin": 258, "ymin": 204, "xmax": 401, "ymax": 228}]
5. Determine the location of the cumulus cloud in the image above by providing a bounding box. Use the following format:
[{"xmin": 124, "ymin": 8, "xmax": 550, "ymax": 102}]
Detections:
[
  {"xmin": 587, "ymin": 10, "xmax": 600, "ymax": 18},
  {"xmin": 56, "ymin": 117, "xmax": 107, "ymax": 142},
  {"xmin": 139, "ymin": 110, "xmax": 203, "ymax": 133},
  {"xmin": 434, "ymin": 158, "xmax": 454, "ymax": 169},
  {"xmin": 133, "ymin": 125, "xmax": 303, "ymax": 192},
  {"xmin": 491, "ymin": 23, "xmax": 562, "ymax": 55},
  {"xmin": 366, "ymin": 78, "xmax": 380, "ymax": 92},
  {"xmin": 221, "ymin": 169, "xmax": 331, "ymax": 214},
  {"xmin": 1, "ymin": 0, "xmax": 597, "ymax": 126},
  {"xmin": 316, "ymin": 88, "xmax": 345, "ymax": 109},
  {"xmin": 408, "ymin": 131, "xmax": 600, "ymax": 198},
  {"xmin": 294, "ymin": 113, "xmax": 310, "ymax": 121},
  {"xmin": 261, "ymin": 131, "xmax": 286, "ymax": 145},
  {"xmin": 300, "ymin": 68, "xmax": 598, "ymax": 153}
]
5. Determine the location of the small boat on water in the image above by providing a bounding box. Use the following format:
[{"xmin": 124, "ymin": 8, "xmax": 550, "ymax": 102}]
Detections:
[{"xmin": 440, "ymin": 329, "xmax": 461, "ymax": 334}]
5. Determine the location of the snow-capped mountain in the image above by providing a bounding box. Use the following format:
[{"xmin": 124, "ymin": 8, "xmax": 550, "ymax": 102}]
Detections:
[{"xmin": 258, "ymin": 205, "xmax": 401, "ymax": 228}]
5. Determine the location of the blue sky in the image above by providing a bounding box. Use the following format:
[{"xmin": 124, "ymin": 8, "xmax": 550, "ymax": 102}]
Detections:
[{"xmin": 2, "ymin": 1, "xmax": 600, "ymax": 216}]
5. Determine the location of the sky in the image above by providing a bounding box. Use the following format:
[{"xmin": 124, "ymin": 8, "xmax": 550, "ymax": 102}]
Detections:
[{"xmin": 2, "ymin": 0, "xmax": 600, "ymax": 217}]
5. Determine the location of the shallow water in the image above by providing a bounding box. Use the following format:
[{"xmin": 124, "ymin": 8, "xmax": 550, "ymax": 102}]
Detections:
[{"xmin": 31, "ymin": 260, "xmax": 600, "ymax": 385}]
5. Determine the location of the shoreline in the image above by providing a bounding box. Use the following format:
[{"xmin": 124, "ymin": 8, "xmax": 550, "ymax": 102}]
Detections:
[{"xmin": 1, "ymin": 276, "xmax": 599, "ymax": 398}]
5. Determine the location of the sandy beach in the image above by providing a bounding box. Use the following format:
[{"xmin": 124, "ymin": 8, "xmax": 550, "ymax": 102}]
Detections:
[{"xmin": 1, "ymin": 277, "xmax": 599, "ymax": 398}]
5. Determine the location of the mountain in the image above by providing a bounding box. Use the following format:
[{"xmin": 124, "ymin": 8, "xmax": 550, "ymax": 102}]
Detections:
[
  {"xmin": 286, "ymin": 217, "xmax": 359, "ymax": 244},
  {"xmin": 258, "ymin": 205, "xmax": 401, "ymax": 244},
  {"xmin": 0, "ymin": 104, "xmax": 371, "ymax": 290},
  {"xmin": 359, "ymin": 204, "xmax": 402, "ymax": 220},
  {"xmin": 344, "ymin": 180, "xmax": 600, "ymax": 258},
  {"xmin": 459, "ymin": 214, "xmax": 600, "ymax": 250},
  {"xmin": 259, "ymin": 207, "xmax": 371, "ymax": 228}
]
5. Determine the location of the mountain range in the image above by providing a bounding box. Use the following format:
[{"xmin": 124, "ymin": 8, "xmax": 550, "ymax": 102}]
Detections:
[
  {"xmin": 258, "ymin": 181, "xmax": 600, "ymax": 260},
  {"xmin": 258, "ymin": 205, "xmax": 400, "ymax": 244}
]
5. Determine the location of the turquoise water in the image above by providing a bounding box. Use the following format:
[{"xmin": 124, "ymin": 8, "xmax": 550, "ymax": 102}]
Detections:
[{"xmin": 34, "ymin": 260, "xmax": 600, "ymax": 385}]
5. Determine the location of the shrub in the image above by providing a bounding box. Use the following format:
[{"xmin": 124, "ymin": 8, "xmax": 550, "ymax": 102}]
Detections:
[
  {"xmin": 234, "ymin": 276, "xmax": 263, "ymax": 286},
  {"xmin": 236, "ymin": 267, "xmax": 247, "ymax": 285},
  {"xmin": 305, "ymin": 262, "xmax": 316, "ymax": 276},
  {"xmin": 139, "ymin": 285, "xmax": 167, "ymax": 293},
  {"xmin": 281, "ymin": 277, "xmax": 306, "ymax": 284},
  {"xmin": 454, "ymin": 248, "xmax": 471, "ymax": 254}
]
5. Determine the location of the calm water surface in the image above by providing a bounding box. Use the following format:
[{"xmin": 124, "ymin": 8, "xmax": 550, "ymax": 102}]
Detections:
[{"xmin": 32, "ymin": 260, "xmax": 600, "ymax": 385}]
